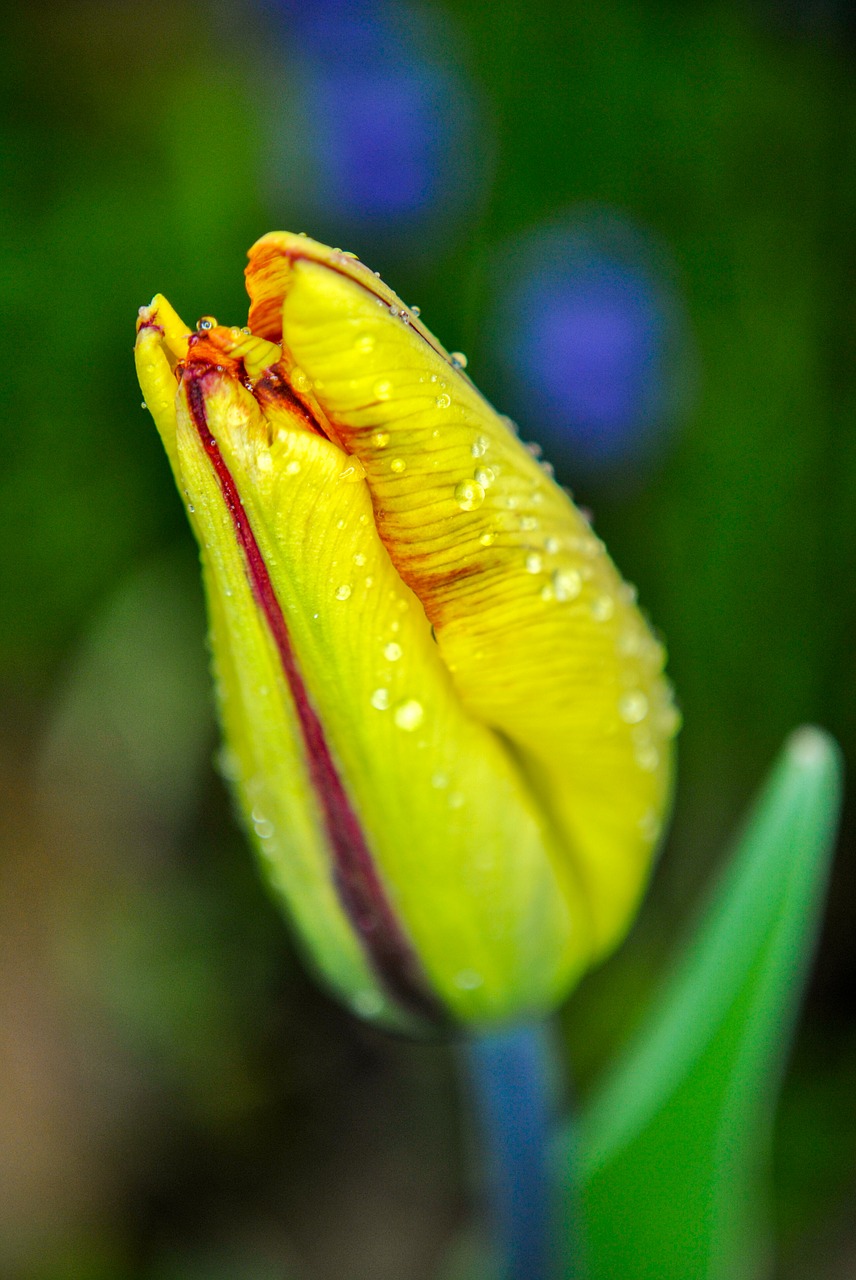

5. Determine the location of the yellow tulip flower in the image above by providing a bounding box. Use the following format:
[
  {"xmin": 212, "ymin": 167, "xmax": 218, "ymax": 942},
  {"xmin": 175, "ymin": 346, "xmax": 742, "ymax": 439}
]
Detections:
[{"xmin": 135, "ymin": 233, "xmax": 678, "ymax": 1031}]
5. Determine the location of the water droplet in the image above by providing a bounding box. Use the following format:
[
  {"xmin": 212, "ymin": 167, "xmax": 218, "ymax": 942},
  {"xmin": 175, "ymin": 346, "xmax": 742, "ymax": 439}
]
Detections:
[
  {"xmin": 454, "ymin": 969, "xmax": 482, "ymax": 990},
  {"xmin": 359, "ymin": 512, "xmax": 370, "ymax": 525},
  {"xmin": 553, "ymin": 568, "xmax": 582, "ymax": 601},
  {"xmin": 370, "ymin": 688, "xmax": 390, "ymax": 710},
  {"xmin": 365, "ymin": 576, "xmax": 374, "ymax": 588},
  {"xmin": 374, "ymin": 378, "xmax": 393, "ymax": 401},
  {"xmin": 540, "ymin": 584, "xmax": 554, "ymax": 602},
  {"xmin": 292, "ymin": 367, "xmax": 310, "ymax": 393},
  {"xmin": 257, "ymin": 450, "xmax": 272, "ymax": 472},
  {"xmin": 520, "ymin": 515, "xmax": 538, "ymax": 531},
  {"xmin": 619, "ymin": 691, "xmax": 649, "ymax": 724},
  {"xmin": 372, "ymin": 430, "xmax": 390, "ymax": 448},
  {"xmin": 196, "ymin": 315, "xmax": 217, "ymax": 331},
  {"xmin": 545, "ymin": 536, "xmax": 560, "ymax": 554},
  {"xmin": 389, "ymin": 304, "xmax": 399, "ymax": 317},
  {"xmin": 352, "ymin": 554, "xmax": 366, "ymax": 568},
  {"xmin": 636, "ymin": 744, "xmax": 660, "ymax": 772},
  {"xmin": 336, "ymin": 518, "xmax": 345, "ymax": 529},
  {"xmin": 435, "ymin": 392, "xmax": 451, "ymax": 409},
  {"xmin": 525, "ymin": 441, "xmax": 543, "ymax": 458},
  {"xmin": 591, "ymin": 594, "xmax": 615, "ymax": 622},
  {"xmin": 285, "ymin": 460, "xmax": 301, "ymax": 475},
  {"xmin": 335, "ymin": 584, "xmax": 352, "ymax": 601},
  {"xmin": 449, "ymin": 791, "xmax": 465, "ymax": 809},
  {"xmin": 355, "ymin": 333, "xmax": 375, "ymax": 353},
  {"xmin": 253, "ymin": 816, "xmax": 275, "ymax": 840},
  {"xmin": 187, "ymin": 502, "xmax": 195, "ymax": 513},
  {"xmin": 394, "ymin": 699, "xmax": 424, "ymax": 731},
  {"xmin": 450, "ymin": 351, "xmax": 468, "ymax": 369},
  {"xmin": 384, "ymin": 642, "xmax": 403, "ymax": 661},
  {"xmin": 471, "ymin": 436, "xmax": 489, "ymax": 458},
  {"xmin": 474, "ymin": 467, "xmax": 495, "ymax": 487},
  {"xmin": 241, "ymin": 326, "xmax": 251, "ymax": 335},
  {"xmin": 390, "ymin": 457, "xmax": 406, "ymax": 473},
  {"xmin": 659, "ymin": 702, "xmax": 682, "ymax": 736},
  {"xmin": 638, "ymin": 810, "xmax": 661, "ymax": 841},
  {"xmin": 479, "ymin": 531, "xmax": 495, "ymax": 546},
  {"xmin": 525, "ymin": 552, "xmax": 543, "ymax": 574},
  {"xmin": 431, "ymin": 771, "xmax": 448, "ymax": 789},
  {"xmin": 140, "ymin": 401, "xmax": 148, "ymax": 410},
  {"xmin": 455, "ymin": 480, "xmax": 485, "ymax": 511},
  {"xmin": 411, "ymin": 305, "xmax": 421, "ymax": 316},
  {"xmin": 620, "ymin": 581, "xmax": 639, "ymax": 605}
]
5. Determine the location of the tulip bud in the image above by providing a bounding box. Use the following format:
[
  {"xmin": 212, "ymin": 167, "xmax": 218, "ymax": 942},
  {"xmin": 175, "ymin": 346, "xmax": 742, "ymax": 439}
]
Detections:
[{"xmin": 135, "ymin": 234, "xmax": 678, "ymax": 1031}]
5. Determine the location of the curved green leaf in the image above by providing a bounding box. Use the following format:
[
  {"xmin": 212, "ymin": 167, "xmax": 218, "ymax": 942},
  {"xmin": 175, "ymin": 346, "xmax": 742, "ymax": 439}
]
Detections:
[{"xmin": 562, "ymin": 727, "xmax": 842, "ymax": 1280}]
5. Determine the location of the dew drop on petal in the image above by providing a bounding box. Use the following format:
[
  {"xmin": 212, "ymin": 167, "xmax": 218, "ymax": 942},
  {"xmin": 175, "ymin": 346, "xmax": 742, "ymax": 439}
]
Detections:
[
  {"xmin": 553, "ymin": 568, "xmax": 582, "ymax": 601},
  {"xmin": 591, "ymin": 594, "xmax": 615, "ymax": 621},
  {"xmin": 619, "ymin": 691, "xmax": 649, "ymax": 724},
  {"xmin": 519, "ymin": 515, "xmax": 538, "ymax": 531},
  {"xmin": 436, "ymin": 392, "xmax": 452, "ymax": 409},
  {"xmin": 431, "ymin": 771, "xmax": 448, "ymax": 789},
  {"xmin": 372, "ymin": 431, "xmax": 390, "ymax": 449},
  {"xmin": 390, "ymin": 457, "xmax": 406, "ymax": 473},
  {"xmin": 353, "ymin": 552, "xmax": 366, "ymax": 566},
  {"xmin": 370, "ymin": 688, "xmax": 390, "ymax": 710},
  {"xmin": 638, "ymin": 810, "xmax": 662, "ymax": 841},
  {"xmin": 474, "ymin": 467, "xmax": 495, "ymax": 487},
  {"xmin": 196, "ymin": 315, "xmax": 217, "ymax": 332},
  {"xmin": 411, "ymin": 305, "xmax": 421, "ymax": 316},
  {"xmin": 394, "ymin": 699, "xmax": 424, "ymax": 731},
  {"xmin": 335, "ymin": 584, "xmax": 352, "ymax": 601},
  {"xmin": 545, "ymin": 536, "xmax": 560, "ymax": 554},
  {"xmin": 479, "ymin": 531, "xmax": 495, "ymax": 546},
  {"xmin": 471, "ymin": 436, "xmax": 489, "ymax": 458},
  {"xmin": 374, "ymin": 378, "xmax": 393, "ymax": 401},
  {"xmin": 636, "ymin": 744, "xmax": 660, "ymax": 772},
  {"xmin": 455, "ymin": 480, "xmax": 485, "ymax": 511},
  {"xmin": 285, "ymin": 460, "xmax": 301, "ymax": 475},
  {"xmin": 450, "ymin": 351, "xmax": 468, "ymax": 369},
  {"xmin": 525, "ymin": 552, "xmax": 543, "ymax": 574},
  {"xmin": 384, "ymin": 642, "xmax": 403, "ymax": 661},
  {"xmin": 355, "ymin": 333, "xmax": 375, "ymax": 354}
]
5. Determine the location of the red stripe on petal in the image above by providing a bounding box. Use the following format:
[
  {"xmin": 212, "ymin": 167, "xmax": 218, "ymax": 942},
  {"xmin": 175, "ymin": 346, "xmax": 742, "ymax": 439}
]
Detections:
[{"xmin": 184, "ymin": 370, "xmax": 446, "ymax": 1025}]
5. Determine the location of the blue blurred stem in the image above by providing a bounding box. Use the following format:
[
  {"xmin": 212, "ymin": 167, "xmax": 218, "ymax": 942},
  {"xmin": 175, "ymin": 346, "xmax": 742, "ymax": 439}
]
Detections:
[{"xmin": 462, "ymin": 1022, "xmax": 571, "ymax": 1280}]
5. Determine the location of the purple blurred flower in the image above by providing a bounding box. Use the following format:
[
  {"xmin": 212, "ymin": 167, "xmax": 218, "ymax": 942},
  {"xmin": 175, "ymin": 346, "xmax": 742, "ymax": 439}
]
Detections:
[
  {"xmin": 493, "ymin": 215, "xmax": 692, "ymax": 476},
  {"xmin": 265, "ymin": 0, "xmax": 484, "ymax": 236}
]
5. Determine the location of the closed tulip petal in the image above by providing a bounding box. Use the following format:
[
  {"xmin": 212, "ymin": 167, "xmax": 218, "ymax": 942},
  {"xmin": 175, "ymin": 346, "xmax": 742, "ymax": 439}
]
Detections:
[
  {"xmin": 135, "ymin": 233, "xmax": 678, "ymax": 1031},
  {"xmin": 247, "ymin": 234, "xmax": 678, "ymax": 955},
  {"xmin": 136, "ymin": 306, "xmax": 594, "ymax": 1029}
]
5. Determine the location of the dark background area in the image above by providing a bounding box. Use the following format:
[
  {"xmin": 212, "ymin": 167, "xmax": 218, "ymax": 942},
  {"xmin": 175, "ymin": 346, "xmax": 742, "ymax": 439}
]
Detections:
[{"xmin": 1, "ymin": 1, "xmax": 854, "ymax": 1276}]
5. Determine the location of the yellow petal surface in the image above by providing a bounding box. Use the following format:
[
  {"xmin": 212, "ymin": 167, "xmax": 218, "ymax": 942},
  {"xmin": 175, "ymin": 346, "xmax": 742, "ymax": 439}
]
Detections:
[
  {"xmin": 137, "ymin": 311, "xmax": 592, "ymax": 1026},
  {"xmin": 246, "ymin": 233, "xmax": 679, "ymax": 957}
]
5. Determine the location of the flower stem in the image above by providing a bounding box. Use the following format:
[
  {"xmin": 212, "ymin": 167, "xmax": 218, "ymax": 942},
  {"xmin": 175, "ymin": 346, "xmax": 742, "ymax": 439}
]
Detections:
[{"xmin": 462, "ymin": 1022, "xmax": 564, "ymax": 1280}]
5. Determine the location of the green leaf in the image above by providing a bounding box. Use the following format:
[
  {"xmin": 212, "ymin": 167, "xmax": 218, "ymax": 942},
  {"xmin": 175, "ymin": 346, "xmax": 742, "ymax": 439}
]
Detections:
[{"xmin": 562, "ymin": 726, "xmax": 843, "ymax": 1280}]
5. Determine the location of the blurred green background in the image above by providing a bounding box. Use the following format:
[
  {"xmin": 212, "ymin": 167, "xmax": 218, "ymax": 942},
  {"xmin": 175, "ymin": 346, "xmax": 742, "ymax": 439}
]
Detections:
[{"xmin": 1, "ymin": 1, "xmax": 854, "ymax": 1276}]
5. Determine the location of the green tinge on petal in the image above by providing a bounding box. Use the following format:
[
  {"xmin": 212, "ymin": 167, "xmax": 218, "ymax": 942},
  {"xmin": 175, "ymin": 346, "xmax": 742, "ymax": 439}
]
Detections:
[
  {"xmin": 197, "ymin": 368, "xmax": 593, "ymax": 1022},
  {"xmin": 248, "ymin": 235, "xmax": 679, "ymax": 958}
]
